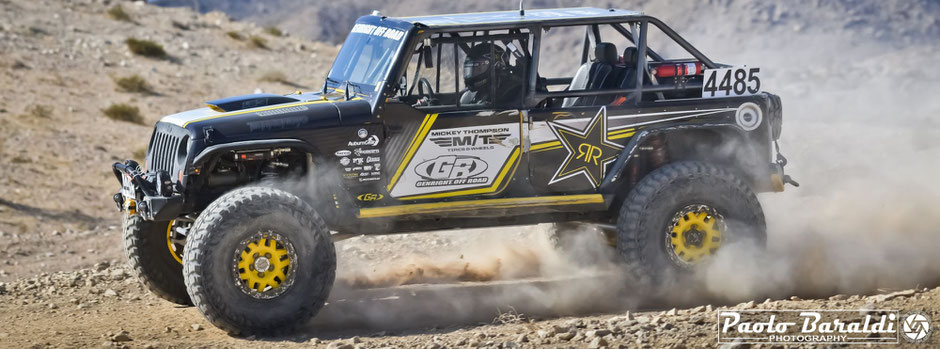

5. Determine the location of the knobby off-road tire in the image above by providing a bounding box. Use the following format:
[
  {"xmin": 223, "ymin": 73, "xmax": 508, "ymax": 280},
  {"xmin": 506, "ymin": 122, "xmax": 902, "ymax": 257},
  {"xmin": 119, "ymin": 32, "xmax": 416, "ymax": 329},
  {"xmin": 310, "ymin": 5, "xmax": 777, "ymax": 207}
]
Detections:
[
  {"xmin": 616, "ymin": 161, "xmax": 766, "ymax": 285},
  {"xmin": 183, "ymin": 187, "xmax": 336, "ymax": 336},
  {"xmin": 122, "ymin": 214, "xmax": 191, "ymax": 305}
]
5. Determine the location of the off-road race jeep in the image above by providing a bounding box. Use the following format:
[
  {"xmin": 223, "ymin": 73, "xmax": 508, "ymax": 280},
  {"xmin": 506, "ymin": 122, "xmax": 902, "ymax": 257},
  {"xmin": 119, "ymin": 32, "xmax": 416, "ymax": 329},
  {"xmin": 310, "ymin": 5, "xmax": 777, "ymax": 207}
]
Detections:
[{"xmin": 112, "ymin": 6, "xmax": 796, "ymax": 335}]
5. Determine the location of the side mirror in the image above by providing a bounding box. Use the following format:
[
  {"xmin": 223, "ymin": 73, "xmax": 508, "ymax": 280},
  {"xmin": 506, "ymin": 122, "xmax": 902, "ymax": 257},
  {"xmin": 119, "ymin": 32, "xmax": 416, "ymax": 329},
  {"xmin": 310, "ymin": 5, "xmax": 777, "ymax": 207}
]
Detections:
[{"xmin": 398, "ymin": 75, "xmax": 408, "ymax": 96}]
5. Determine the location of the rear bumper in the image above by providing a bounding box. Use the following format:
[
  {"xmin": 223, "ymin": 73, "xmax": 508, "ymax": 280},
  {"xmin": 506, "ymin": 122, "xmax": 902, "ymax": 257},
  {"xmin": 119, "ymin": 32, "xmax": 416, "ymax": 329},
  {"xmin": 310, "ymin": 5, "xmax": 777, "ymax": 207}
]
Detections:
[{"xmin": 112, "ymin": 160, "xmax": 183, "ymax": 221}]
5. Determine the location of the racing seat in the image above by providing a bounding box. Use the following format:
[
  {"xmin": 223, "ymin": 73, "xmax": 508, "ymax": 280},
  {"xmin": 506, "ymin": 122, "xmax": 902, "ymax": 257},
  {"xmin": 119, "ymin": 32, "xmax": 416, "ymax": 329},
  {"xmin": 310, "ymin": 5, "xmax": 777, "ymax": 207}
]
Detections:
[
  {"xmin": 562, "ymin": 42, "xmax": 619, "ymax": 107},
  {"xmin": 611, "ymin": 47, "xmax": 644, "ymax": 106}
]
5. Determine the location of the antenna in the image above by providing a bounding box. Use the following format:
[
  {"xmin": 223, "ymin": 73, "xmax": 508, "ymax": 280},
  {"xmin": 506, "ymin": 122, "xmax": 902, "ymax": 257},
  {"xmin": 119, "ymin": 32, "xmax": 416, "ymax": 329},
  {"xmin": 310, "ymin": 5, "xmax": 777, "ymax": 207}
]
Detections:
[{"xmin": 519, "ymin": 0, "xmax": 525, "ymax": 16}]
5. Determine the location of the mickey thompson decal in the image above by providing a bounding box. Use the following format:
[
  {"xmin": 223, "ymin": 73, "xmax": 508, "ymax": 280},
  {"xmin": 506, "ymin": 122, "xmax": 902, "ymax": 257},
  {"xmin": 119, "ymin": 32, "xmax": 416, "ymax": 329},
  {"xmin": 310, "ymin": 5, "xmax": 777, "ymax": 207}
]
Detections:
[{"xmin": 547, "ymin": 106, "xmax": 623, "ymax": 188}]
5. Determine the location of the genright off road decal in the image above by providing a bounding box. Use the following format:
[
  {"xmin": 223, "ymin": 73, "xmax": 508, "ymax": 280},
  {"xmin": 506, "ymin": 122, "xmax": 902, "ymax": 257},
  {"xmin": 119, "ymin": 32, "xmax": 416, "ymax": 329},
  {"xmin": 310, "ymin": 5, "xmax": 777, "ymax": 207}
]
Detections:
[{"xmin": 389, "ymin": 123, "xmax": 520, "ymax": 199}]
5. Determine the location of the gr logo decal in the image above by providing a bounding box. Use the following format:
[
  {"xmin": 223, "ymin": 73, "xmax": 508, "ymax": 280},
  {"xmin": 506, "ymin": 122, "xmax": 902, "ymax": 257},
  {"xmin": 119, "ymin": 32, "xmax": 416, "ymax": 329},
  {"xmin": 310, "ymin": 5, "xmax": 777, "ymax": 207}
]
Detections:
[
  {"xmin": 356, "ymin": 193, "xmax": 384, "ymax": 201},
  {"xmin": 415, "ymin": 155, "xmax": 488, "ymax": 180}
]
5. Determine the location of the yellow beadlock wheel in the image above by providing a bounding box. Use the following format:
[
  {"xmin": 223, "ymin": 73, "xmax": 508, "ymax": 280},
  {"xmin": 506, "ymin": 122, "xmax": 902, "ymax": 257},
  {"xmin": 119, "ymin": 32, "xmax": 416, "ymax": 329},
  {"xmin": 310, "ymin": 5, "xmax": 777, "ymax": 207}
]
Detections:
[
  {"xmin": 666, "ymin": 204, "xmax": 724, "ymax": 266},
  {"xmin": 166, "ymin": 220, "xmax": 186, "ymax": 264},
  {"xmin": 234, "ymin": 231, "xmax": 297, "ymax": 299}
]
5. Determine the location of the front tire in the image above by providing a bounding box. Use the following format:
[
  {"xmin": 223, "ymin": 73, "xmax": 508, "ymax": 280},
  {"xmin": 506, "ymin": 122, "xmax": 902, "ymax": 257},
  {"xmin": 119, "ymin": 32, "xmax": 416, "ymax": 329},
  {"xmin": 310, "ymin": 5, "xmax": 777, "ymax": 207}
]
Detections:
[
  {"xmin": 183, "ymin": 187, "xmax": 336, "ymax": 335},
  {"xmin": 616, "ymin": 161, "xmax": 766, "ymax": 285},
  {"xmin": 123, "ymin": 214, "xmax": 191, "ymax": 305}
]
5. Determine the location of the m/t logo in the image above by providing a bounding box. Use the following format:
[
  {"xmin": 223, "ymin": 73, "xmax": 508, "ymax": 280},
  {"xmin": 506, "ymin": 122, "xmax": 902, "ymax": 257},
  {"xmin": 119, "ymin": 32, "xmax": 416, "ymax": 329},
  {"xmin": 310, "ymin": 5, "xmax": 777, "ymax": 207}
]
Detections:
[{"xmin": 577, "ymin": 143, "xmax": 602, "ymax": 165}]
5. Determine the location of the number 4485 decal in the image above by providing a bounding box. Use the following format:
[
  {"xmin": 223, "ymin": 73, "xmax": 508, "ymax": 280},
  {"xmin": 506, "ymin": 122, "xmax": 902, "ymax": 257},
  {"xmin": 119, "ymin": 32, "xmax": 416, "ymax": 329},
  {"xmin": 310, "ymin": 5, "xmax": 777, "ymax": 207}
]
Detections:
[{"xmin": 702, "ymin": 67, "xmax": 761, "ymax": 98}]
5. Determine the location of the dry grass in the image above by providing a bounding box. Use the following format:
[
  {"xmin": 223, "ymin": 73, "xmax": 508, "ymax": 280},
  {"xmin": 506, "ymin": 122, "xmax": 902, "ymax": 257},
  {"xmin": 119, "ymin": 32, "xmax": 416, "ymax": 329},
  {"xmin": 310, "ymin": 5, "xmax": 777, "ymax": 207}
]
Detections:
[
  {"xmin": 113, "ymin": 75, "xmax": 152, "ymax": 94},
  {"xmin": 103, "ymin": 103, "xmax": 144, "ymax": 125},
  {"xmin": 28, "ymin": 105, "xmax": 52, "ymax": 118},
  {"xmin": 225, "ymin": 31, "xmax": 244, "ymax": 41},
  {"xmin": 132, "ymin": 147, "xmax": 147, "ymax": 162},
  {"xmin": 258, "ymin": 70, "xmax": 289, "ymax": 84},
  {"xmin": 263, "ymin": 26, "xmax": 283, "ymax": 37},
  {"xmin": 249, "ymin": 35, "xmax": 268, "ymax": 49},
  {"xmin": 125, "ymin": 38, "xmax": 166, "ymax": 58},
  {"xmin": 106, "ymin": 5, "xmax": 132, "ymax": 22}
]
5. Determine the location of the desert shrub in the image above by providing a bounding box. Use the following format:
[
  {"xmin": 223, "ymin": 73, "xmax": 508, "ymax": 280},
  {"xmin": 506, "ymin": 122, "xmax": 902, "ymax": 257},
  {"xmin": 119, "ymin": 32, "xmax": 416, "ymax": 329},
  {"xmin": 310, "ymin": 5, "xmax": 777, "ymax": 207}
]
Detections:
[
  {"xmin": 113, "ymin": 75, "xmax": 152, "ymax": 93},
  {"xmin": 258, "ymin": 70, "xmax": 288, "ymax": 84},
  {"xmin": 263, "ymin": 26, "xmax": 282, "ymax": 37},
  {"xmin": 28, "ymin": 105, "xmax": 52, "ymax": 118},
  {"xmin": 125, "ymin": 38, "xmax": 166, "ymax": 58},
  {"xmin": 132, "ymin": 147, "xmax": 147, "ymax": 162},
  {"xmin": 226, "ymin": 31, "xmax": 244, "ymax": 41},
  {"xmin": 103, "ymin": 103, "xmax": 144, "ymax": 125},
  {"xmin": 107, "ymin": 5, "xmax": 132, "ymax": 22},
  {"xmin": 249, "ymin": 35, "xmax": 267, "ymax": 49}
]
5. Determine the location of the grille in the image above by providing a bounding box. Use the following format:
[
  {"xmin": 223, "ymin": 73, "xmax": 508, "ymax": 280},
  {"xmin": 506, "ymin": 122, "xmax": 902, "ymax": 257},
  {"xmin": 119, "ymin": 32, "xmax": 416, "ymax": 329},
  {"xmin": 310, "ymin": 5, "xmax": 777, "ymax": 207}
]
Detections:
[{"xmin": 148, "ymin": 131, "xmax": 184, "ymax": 174}]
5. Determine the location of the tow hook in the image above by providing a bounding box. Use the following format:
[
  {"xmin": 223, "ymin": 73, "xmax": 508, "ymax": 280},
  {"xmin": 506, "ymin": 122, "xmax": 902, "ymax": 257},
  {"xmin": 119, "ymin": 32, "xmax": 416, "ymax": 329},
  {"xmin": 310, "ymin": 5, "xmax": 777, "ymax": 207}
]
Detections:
[{"xmin": 774, "ymin": 141, "xmax": 799, "ymax": 188}]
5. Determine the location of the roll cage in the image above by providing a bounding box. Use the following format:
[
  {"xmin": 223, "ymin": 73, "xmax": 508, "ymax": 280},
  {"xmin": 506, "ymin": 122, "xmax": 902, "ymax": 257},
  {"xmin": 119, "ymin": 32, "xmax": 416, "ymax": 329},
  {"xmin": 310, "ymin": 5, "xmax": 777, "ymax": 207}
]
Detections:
[{"xmin": 377, "ymin": 12, "xmax": 722, "ymax": 110}]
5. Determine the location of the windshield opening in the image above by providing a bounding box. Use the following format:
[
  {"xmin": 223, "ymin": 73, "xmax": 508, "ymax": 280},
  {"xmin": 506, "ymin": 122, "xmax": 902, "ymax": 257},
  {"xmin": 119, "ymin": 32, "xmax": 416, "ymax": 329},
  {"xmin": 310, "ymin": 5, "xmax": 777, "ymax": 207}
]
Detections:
[{"xmin": 327, "ymin": 23, "xmax": 408, "ymax": 97}]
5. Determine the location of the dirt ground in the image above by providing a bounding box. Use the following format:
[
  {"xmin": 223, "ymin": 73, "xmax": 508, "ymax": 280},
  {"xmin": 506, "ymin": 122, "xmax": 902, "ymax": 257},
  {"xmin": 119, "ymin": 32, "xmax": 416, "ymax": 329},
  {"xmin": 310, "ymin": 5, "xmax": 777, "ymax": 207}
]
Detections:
[{"xmin": 2, "ymin": 0, "xmax": 940, "ymax": 348}]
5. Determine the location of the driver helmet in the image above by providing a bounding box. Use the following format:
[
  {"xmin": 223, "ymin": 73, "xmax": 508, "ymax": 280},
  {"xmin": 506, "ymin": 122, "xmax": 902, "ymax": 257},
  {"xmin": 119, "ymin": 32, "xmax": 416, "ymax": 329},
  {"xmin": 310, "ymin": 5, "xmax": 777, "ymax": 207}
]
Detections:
[{"xmin": 463, "ymin": 43, "xmax": 507, "ymax": 92}]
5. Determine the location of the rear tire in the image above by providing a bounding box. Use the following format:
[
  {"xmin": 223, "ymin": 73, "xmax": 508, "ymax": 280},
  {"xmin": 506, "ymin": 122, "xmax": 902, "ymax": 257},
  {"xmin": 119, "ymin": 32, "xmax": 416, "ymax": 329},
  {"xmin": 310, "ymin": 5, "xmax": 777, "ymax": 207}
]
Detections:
[
  {"xmin": 616, "ymin": 161, "xmax": 765, "ymax": 286},
  {"xmin": 123, "ymin": 214, "xmax": 191, "ymax": 305},
  {"xmin": 183, "ymin": 187, "xmax": 336, "ymax": 335}
]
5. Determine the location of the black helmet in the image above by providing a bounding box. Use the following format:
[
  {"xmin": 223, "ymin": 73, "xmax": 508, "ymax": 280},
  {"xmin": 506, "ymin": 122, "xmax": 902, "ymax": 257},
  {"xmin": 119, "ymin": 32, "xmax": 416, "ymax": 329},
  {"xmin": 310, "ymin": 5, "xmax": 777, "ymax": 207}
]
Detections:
[{"xmin": 463, "ymin": 43, "xmax": 506, "ymax": 91}]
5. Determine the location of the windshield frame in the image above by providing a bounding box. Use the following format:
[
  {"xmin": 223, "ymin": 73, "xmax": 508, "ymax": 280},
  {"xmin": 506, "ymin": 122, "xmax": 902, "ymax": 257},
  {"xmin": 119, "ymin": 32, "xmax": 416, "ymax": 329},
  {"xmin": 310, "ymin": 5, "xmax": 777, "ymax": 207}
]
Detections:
[{"xmin": 326, "ymin": 16, "xmax": 414, "ymax": 102}]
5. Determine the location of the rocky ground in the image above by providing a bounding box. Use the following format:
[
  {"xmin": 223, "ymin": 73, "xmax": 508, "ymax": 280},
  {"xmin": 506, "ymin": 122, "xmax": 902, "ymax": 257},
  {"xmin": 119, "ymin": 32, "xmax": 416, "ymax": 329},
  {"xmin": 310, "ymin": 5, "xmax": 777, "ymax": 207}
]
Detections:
[
  {"xmin": 1, "ymin": 263, "xmax": 938, "ymax": 348},
  {"xmin": 2, "ymin": 0, "xmax": 940, "ymax": 347}
]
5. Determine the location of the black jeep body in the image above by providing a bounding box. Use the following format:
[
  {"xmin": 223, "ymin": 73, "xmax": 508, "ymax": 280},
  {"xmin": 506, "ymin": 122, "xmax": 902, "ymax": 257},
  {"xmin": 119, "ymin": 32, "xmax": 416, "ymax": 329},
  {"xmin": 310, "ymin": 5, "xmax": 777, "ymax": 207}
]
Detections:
[
  {"xmin": 114, "ymin": 8, "xmax": 790, "ymax": 236},
  {"xmin": 112, "ymin": 7, "xmax": 796, "ymax": 335}
]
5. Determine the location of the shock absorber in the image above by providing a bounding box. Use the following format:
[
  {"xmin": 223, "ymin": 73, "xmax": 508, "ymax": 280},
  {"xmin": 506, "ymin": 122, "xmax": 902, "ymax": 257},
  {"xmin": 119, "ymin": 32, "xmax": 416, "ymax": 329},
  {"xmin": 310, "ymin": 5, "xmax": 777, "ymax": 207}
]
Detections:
[{"xmin": 647, "ymin": 134, "xmax": 668, "ymax": 169}]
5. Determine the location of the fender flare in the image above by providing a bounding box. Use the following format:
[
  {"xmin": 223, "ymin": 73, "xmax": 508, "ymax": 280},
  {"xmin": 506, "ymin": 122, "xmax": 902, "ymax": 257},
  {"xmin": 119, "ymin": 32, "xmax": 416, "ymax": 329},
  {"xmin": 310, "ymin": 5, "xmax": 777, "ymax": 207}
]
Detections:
[
  {"xmin": 599, "ymin": 123, "xmax": 756, "ymax": 192},
  {"xmin": 191, "ymin": 139, "xmax": 320, "ymax": 168}
]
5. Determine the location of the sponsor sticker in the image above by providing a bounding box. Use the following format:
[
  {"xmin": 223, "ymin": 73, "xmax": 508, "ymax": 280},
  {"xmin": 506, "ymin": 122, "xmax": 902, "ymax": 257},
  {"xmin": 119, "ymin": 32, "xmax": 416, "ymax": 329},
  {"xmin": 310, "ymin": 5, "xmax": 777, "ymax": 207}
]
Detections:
[
  {"xmin": 356, "ymin": 193, "xmax": 384, "ymax": 201},
  {"xmin": 335, "ymin": 149, "xmax": 352, "ymax": 157},
  {"xmin": 414, "ymin": 155, "xmax": 489, "ymax": 187},
  {"xmin": 355, "ymin": 148, "xmax": 381, "ymax": 156},
  {"xmin": 339, "ymin": 157, "xmax": 351, "ymax": 166},
  {"xmin": 348, "ymin": 135, "xmax": 380, "ymax": 147},
  {"xmin": 358, "ymin": 128, "xmax": 369, "ymax": 139}
]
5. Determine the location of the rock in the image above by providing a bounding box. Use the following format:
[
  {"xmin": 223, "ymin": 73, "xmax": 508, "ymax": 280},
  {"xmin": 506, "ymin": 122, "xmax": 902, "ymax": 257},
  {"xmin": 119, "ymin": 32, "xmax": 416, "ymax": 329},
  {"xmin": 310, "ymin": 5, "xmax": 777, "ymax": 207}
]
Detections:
[
  {"xmin": 666, "ymin": 308, "xmax": 677, "ymax": 316},
  {"xmin": 706, "ymin": 304, "xmax": 714, "ymax": 312},
  {"xmin": 829, "ymin": 294, "xmax": 849, "ymax": 301},
  {"xmin": 556, "ymin": 331, "xmax": 576, "ymax": 341},
  {"xmin": 326, "ymin": 342, "xmax": 353, "ymax": 349},
  {"xmin": 190, "ymin": 324, "xmax": 203, "ymax": 331},
  {"xmin": 588, "ymin": 337, "xmax": 608, "ymax": 348},
  {"xmin": 454, "ymin": 338, "xmax": 467, "ymax": 346},
  {"xmin": 586, "ymin": 329, "xmax": 611, "ymax": 338},
  {"xmin": 47, "ymin": 303, "xmax": 58, "ymax": 309},
  {"xmin": 551, "ymin": 324, "xmax": 569, "ymax": 333},
  {"xmin": 689, "ymin": 306, "xmax": 705, "ymax": 314},
  {"xmin": 109, "ymin": 269, "xmax": 126, "ymax": 281},
  {"xmin": 350, "ymin": 336, "xmax": 361, "ymax": 344},
  {"xmin": 502, "ymin": 340, "xmax": 519, "ymax": 348},
  {"xmin": 103, "ymin": 289, "xmax": 118, "ymax": 297},
  {"xmin": 871, "ymin": 289, "xmax": 916, "ymax": 303},
  {"xmin": 790, "ymin": 296, "xmax": 802, "ymax": 301},
  {"xmin": 425, "ymin": 342, "xmax": 441, "ymax": 349},
  {"xmin": 536, "ymin": 329, "xmax": 554, "ymax": 339},
  {"xmin": 94, "ymin": 262, "xmax": 109, "ymax": 271},
  {"xmin": 110, "ymin": 331, "xmax": 132, "ymax": 342},
  {"xmin": 515, "ymin": 333, "xmax": 528, "ymax": 343},
  {"xmin": 635, "ymin": 316, "xmax": 651, "ymax": 324}
]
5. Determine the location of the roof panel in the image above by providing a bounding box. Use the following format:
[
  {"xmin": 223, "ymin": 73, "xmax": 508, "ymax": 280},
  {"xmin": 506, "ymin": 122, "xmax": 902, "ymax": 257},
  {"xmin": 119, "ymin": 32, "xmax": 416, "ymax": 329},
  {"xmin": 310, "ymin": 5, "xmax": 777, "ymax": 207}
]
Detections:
[{"xmin": 398, "ymin": 7, "xmax": 642, "ymax": 28}]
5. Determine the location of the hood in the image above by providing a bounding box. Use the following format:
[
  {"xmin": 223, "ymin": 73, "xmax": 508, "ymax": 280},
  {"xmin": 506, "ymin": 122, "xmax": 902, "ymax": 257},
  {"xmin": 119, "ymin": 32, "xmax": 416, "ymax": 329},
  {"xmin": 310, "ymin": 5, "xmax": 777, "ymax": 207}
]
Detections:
[{"xmin": 157, "ymin": 91, "xmax": 373, "ymax": 140}]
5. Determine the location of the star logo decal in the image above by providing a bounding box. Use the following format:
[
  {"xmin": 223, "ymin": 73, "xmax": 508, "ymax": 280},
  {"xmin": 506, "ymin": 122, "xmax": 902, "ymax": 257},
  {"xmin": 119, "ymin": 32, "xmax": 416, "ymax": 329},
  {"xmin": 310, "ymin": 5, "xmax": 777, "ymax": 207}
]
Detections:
[{"xmin": 547, "ymin": 106, "xmax": 624, "ymax": 188}]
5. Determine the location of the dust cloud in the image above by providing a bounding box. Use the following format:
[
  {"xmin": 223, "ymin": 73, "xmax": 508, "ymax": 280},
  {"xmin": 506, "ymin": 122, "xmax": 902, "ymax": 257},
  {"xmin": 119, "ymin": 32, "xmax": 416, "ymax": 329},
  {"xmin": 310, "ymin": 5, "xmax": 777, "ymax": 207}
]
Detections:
[{"xmin": 284, "ymin": 3, "xmax": 940, "ymax": 331}]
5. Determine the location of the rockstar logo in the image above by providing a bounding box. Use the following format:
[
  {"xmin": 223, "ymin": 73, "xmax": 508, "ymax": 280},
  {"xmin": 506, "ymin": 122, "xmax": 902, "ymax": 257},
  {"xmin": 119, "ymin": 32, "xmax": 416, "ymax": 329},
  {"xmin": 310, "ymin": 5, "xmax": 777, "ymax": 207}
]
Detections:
[{"xmin": 547, "ymin": 106, "xmax": 624, "ymax": 188}]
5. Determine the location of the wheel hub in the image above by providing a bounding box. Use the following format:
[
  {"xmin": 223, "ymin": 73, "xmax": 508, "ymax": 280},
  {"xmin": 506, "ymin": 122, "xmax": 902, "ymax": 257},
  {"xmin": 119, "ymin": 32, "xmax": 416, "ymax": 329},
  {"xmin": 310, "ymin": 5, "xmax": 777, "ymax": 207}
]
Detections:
[
  {"xmin": 666, "ymin": 204, "xmax": 724, "ymax": 267},
  {"xmin": 233, "ymin": 231, "xmax": 297, "ymax": 299}
]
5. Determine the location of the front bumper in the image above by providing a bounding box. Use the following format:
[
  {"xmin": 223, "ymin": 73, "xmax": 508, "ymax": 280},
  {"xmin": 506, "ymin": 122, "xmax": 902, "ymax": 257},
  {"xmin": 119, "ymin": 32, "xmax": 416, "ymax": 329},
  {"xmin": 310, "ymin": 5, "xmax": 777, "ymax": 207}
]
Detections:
[{"xmin": 112, "ymin": 160, "xmax": 183, "ymax": 221}]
